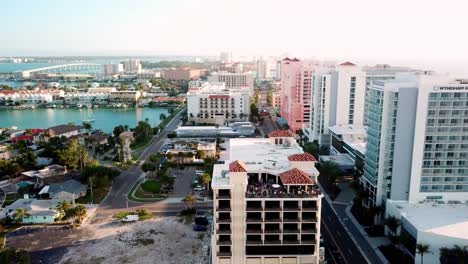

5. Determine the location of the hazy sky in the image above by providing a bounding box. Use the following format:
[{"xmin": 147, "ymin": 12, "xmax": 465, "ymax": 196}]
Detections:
[{"xmin": 1, "ymin": 0, "xmax": 468, "ymax": 62}]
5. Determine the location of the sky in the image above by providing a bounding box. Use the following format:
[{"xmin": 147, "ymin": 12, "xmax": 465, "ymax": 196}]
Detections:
[{"xmin": 1, "ymin": 0, "xmax": 468, "ymax": 63}]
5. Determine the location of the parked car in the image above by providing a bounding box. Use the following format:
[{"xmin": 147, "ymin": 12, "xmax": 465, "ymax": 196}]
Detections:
[
  {"xmin": 195, "ymin": 210, "xmax": 207, "ymax": 218},
  {"xmin": 194, "ymin": 217, "xmax": 209, "ymax": 226},
  {"xmin": 193, "ymin": 185, "xmax": 204, "ymax": 191},
  {"xmin": 122, "ymin": 215, "xmax": 139, "ymax": 222},
  {"xmin": 195, "ymin": 170, "xmax": 205, "ymax": 174},
  {"xmin": 193, "ymin": 225, "xmax": 207, "ymax": 232}
]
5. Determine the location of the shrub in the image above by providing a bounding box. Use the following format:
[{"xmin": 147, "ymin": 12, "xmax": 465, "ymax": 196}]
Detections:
[
  {"xmin": 113, "ymin": 211, "xmax": 129, "ymax": 220},
  {"xmin": 136, "ymin": 209, "xmax": 153, "ymax": 220}
]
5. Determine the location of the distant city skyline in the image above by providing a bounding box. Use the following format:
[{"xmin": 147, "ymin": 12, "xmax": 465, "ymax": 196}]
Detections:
[{"xmin": 2, "ymin": 0, "xmax": 467, "ymax": 59}]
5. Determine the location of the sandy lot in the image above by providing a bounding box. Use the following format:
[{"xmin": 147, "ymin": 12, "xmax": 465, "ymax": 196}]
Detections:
[{"xmin": 59, "ymin": 217, "xmax": 210, "ymax": 264}]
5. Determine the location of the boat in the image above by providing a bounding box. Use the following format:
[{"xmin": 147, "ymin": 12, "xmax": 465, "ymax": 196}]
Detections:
[
  {"xmin": 93, "ymin": 105, "xmax": 99, "ymax": 108},
  {"xmin": 83, "ymin": 119, "xmax": 95, "ymax": 123},
  {"xmin": 77, "ymin": 104, "xmax": 83, "ymax": 108},
  {"xmin": 86, "ymin": 104, "xmax": 92, "ymax": 108}
]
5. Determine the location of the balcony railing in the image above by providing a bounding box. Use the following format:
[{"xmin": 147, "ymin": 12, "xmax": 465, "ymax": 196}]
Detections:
[
  {"xmin": 217, "ymin": 251, "xmax": 232, "ymax": 257},
  {"xmin": 246, "ymin": 206, "xmax": 263, "ymax": 211},
  {"xmin": 217, "ymin": 206, "xmax": 231, "ymax": 212},
  {"xmin": 283, "ymin": 206, "xmax": 300, "ymax": 211},
  {"xmin": 301, "ymin": 239, "xmax": 316, "ymax": 244},
  {"xmin": 283, "ymin": 240, "xmax": 300, "ymax": 245},
  {"xmin": 217, "ymin": 218, "xmax": 231, "ymax": 223},
  {"xmin": 217, "ymin": 240, "xmax": 232, "ymax": 245},
  {"xmin": 246, "ymin": 183, "xmax": 321, "ymax": 199},
  {"xmin": 263, "ymin": 240, "xmax": 282, "ymax": 245},
  {"xmin": 246, "ymin": 217, "xmax": 263, "ymax": 223},
  {"xmin": 283, "ymin": 217, "xmax": 300, "ymax": 222},
  {"xmin": 264, "ymin": 229, "xmax": 281, "ymax": 233},
  {"xmin": 217, "ymin": 229, "xmax": 231, "ymax": 234},
  {"xmin": 246, "ymin": 240, "xmax": 263, "ymax": 245},
  {"xmin": 246, "ymin": 229, "xmax": 263, "ymax": 234}
]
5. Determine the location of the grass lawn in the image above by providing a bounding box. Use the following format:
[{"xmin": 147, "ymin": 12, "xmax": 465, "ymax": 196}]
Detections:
[
  {"xmin": 76, "ymin": 185, "xmax": 111, "ymax": 204},
  {"xmin": 3, "ymin": 193, "xmax": 20, "ymax": 207},
  {"xmin": 141, "ymin": 180, "xmax": 161, "ymax": 193},
  {"xmin": 131, "ymin": 137, "xmax": 153, "ymax": 150}
]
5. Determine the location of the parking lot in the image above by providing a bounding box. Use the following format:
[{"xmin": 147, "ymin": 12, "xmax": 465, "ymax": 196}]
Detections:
[{"xmin": 168, "ymin": 166, "xmax": 207, "ymax": 198}]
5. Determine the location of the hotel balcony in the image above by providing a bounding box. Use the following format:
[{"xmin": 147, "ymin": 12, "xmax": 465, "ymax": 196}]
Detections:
[
  {"xmin": 246, "ymin": 212, "xmax": 263, "ymax": 222},
  {"xmin": 264, "ymin": 201, "xmax": 281, "ymax": 211},
  {"xmin": 217, "ymin": 212, "xmax": 231, "ymax": 223},
  {"xmin": 246, "ymin": 201, "xmax": 263, "ymax": 211},
  {"xmin": 264, "ymin": 235, "xmax": 281, "ymax": 245},
  {"xmin": 217, "ymin": 235, "xmax": 232, "ymax": 245},
  {"xmin": 301, "ymin": 235, "xmax": 316, "ymax": 244},
  {"xmin": 217, "ymin": 190, "xmax": 231, "ymax": 199},
  {"xmin": 217, "ymin": 200, "xmax": 231, "ymax": 211},
  {"xmin": 283, "ymin": 201, "xmax": 300, "ymax": 211},
  {"xmin": 301, "ymin": 223, "xmax": 317, "ymax": 233},
  {"xmin": 301, "ymin": 212, "xmax": 317, "ymax": 222},
  {"xmin": 283, "ymin": 212, "xmax": 300, "ymax": 222},
  {"xmin": 282, "ymin": 224, "xmax": 299, "ymax": 233},
  {"xmin": 246, "ymin": 224, "xmax": 262, "ymax": 234},
  {"xmin": 264, "ymin": 223, "xmax": 281, "ymax": 233},
  {"xmin": 264, "ymin": 212, "xmax": 281, "ymax": 222},
  {"xmin": 246, "ymin": 235, "xmax": 263, "ymax": 245}
]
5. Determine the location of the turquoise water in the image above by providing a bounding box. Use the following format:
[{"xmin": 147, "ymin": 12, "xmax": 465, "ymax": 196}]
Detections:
[{"xmin": 0, "ymin": 107, "xmax": 170, "ymax": 133}]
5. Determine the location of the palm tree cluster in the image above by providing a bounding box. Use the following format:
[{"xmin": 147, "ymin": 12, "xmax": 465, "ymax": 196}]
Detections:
[
  {"xmin": 439, "ymin": 245, "xmax": 468, "ymax": 264},
  {"xmin": 56, "ymin": 201, "xmax": 87, "ymax": 223}
]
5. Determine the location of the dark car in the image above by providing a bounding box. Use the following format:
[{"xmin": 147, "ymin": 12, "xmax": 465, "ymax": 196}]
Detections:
[
  {"xmin": 194, "ymin": 217, "xmax": 209, "ymax": 226},
  {"xmin": 193, "ymin": 225, "xmax": 208, "ymax": 232}
]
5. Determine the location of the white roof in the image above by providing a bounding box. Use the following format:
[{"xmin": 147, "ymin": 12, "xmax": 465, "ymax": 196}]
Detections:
[
  {"xmin": 328, "ymin": 124, "xmax": 367, "ymax": 136},
  {"xmin": 212, "ymin": 138, "xmax": 320, "ymax": 188},
  {"xmin": 389, "ymin": 200, "xmax": 468, "ymax": 240}
]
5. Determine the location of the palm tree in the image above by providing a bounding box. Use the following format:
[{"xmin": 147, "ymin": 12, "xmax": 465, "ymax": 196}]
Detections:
[
  {"xmin": 200, "ymin": 173, "xmax": 212, "ymax": 196},
  {"xmin": 14, "ymin": 208, "xmax": 30, "ymax": 223},
  {"xmin": 416, "ymin": 243, "xmax": 431, "ymax": 264},
  {"xmin": 82, "ymin": 121, "xmax": 92, "ymax": 134},
  {"xmin": 183, "ymin": 194, "xmax": 197, "ymax": 209}
]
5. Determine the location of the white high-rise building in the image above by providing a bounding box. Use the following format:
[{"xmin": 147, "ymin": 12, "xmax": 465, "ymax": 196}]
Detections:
[
  {"xmin": 187, "ymin": 82, "xmax": 250, "ymax": 125},
  {"xmin": 211, "ymin": 131, "xmax": 323, "ymax": 264},
  {"xmin": 361, "ymin": 73, "xmax": 468, "ymax": 206},
  {"xmin": 305, "ymin": 62, "xmax": 366, "ymax": 146},
  {"xmin": 208, "ymin": 71, "xmax": 254, "ymax": 91},
  {"xmin": 361, "ymin": 73, "xmax": 468, "ymax": 264}
]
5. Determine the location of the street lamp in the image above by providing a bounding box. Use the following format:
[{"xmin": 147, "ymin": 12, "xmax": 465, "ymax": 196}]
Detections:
[{"xmin": 123, "ymin": 194, "xmax": 128, "ymax": 211}]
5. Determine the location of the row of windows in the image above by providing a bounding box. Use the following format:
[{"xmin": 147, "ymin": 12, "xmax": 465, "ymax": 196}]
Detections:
[{"xmin": 429, "ymin": 92, "xmax": 468, "ymax": 98}]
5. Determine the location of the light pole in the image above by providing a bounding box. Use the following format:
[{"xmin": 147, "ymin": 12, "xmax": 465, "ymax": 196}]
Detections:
[{"xmin": 123, "ymin": 194, "xmax": 128, "ymax": 211}]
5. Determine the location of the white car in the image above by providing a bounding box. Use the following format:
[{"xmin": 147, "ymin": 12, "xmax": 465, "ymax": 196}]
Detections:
[
  {"xmin": 193, "ymin": 185, "xmax": 205, "ymax": 191},
  {"xmin": 122, "ymin": 215, "xmax": 139, "ymax": 222}
]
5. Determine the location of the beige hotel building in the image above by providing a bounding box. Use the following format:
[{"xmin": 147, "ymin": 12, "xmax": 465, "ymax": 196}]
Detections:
[{"xmin": 211, "ymin": 130, "xmax": 323, "ymax": 264}]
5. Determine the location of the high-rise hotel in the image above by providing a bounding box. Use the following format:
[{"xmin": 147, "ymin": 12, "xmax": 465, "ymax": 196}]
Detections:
[
  {"xmin": 211, "ymin": 130, "xmax": 323, "ymax": 264},
  {"xmin": 361, "ymin": 73, "xmax": 468, "ymax": 206}
]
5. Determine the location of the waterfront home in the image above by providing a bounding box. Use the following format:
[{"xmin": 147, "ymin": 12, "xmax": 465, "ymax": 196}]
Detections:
[
  {"xmin": 44, "ymin": 124, "xmax": 83, "ymax": 139},
  {"xmin": 109, "ymin": 90, "xmax": 142, "ymax": 105},
  {"xmin": 0, "ymin": 89, "xmax": 64, "ymax": 107},
  {"xmin": 21, "ymin": 164, "xmax": 67, "ymax": 187},
  {"xmin": 2, "ymin": 199, "xmax": 59, "ymax": 224},
  {"xmin": 39, "ymin": 179, "xmax": 87, "ymax": 202},
  {"xmin": 63, "ymin": 92, "xmax": 110, "ymax": 106}
]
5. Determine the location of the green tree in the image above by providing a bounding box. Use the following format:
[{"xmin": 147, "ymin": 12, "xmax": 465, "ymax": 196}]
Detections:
[
  {"xmin": 183, "ymin": 194, "xmax": 197, "ymax": 209},
  {"xmin": 133, "ymin": 121, "xmax": 153, "ymax": 143},
  {"xmin": 0, "ymin": 247, "xmax": 31, "ymax": 264},
  {"xmin": 250, "ymin": 103, "xmax": 259, "ymax": 121},
  {"xmin": 319, "ymin": 161, "xmax": 340, "ymax": 186},
  {"xmin": 82, "ymin": 121, "xmax": 92, "ymax": 134},
  {"xmin": 416, "ymin": 243, "xmax": 431, "ymax": 264},
  {"xmin": 200, "ymin": 173, "xmax": 212, "ymax": 196},
  {"xmin": 14, "ymin": 208, "xmax": 30, "ymax": 223},
  {"xmin": 113, "ymin": 125, "xmax": 126, "ymax": 138},
  {"xmin": 159, "ymin": 113, "xmax": 167, "ymax": 120},
  {"xmin": 56, "ymin": 200, "xmax": 73, "ymax": 220},
  {"xmin": 141, "ymin": 162, "xmax": 156, "ymax": 173},
  {"xmin": 57, "ymin": 139, "xmax": 90, "ymax": 171},
  {"xmin": 303, "ymin": 141, "xmax": 319, "ymax": 158}
]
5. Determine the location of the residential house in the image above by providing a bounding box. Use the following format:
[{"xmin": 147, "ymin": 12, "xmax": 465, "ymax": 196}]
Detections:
[
  {"xmin": 2, "ymin": 199, "xmax": 59, "ymax": 224},
  {"xmin": 39, "ymin": 179, "xmax": 87, "ymax": 202},
  {"xmin": 21, "ymin": 164, "xmax": 67, "ymax": 187}
]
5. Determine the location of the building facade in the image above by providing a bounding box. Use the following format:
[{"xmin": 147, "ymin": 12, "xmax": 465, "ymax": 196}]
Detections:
[
  {"xmin": 187, "ymin": 82, "xmax": 250, "ymax": 125},
  {"xmin": 305, "ymin": 62, "xmax": 366, "ymax": 146},
  {"xmin": 211, "ymin": 131, "xmax": 323, "ymax": 264},
  {"xmin": 361, "ymin": 74, "xmax": 468, "ymax": 207},
  {"xmin": 279, "ymin": 58, "xmax": 315, "ymax": 134},
  {"xmin": 208, "ymin": 71, "xmax": 254, "ymax": 91},
  {"xmin": 163, "ymin": 67, "xmax": 203, "ymax": 80}
]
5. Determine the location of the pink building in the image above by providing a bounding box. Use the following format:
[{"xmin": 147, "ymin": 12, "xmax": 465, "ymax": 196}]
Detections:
[
  {"xmin": 279, "ymin": 58, "xmax": 315, "ymax": 134},
  {"xmin": 163, "ymin": 67, "xmax": 204, "ymax": 80}
]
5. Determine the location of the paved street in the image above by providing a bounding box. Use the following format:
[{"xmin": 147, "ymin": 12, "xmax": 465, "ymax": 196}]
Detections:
[
  {"xmin": 321, "ymin": 199, "xmax": 368, "ymax": 264},
  {"xmin": 258, "ymin": 115, "xmax": 279, "ymax": 136}
]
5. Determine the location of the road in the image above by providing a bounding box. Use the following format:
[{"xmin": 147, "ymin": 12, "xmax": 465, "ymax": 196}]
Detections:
[
  {"xmin": 259, "ymin": 115, "xmax": 279, "ymax": 136},
  {"xmin": 94, "ymin": 108, "xmax": 213, "ymax": 221},
  {"xmin": 321, "ymin": 199, "xmax": 368, "ymax": 264}
]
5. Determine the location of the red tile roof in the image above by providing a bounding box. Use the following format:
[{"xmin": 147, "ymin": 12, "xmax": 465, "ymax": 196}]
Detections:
[
  {"xmin": 279, "ymin": 168, "xmax": 314, "ymax": 185},
  {"xmin": 268, "ymin": 130, "xmax": 293, "ymax": 138},
  {"xmin": 229, "ymin": 160, "xmax": 247, "ymax": 172},
  {"xmin": 340, "ymin": 61, "xmax": 356, "ymax": 66},
  {"xmin": 288, "ymin": 153, "xmax": 317, "ymax": 162}
]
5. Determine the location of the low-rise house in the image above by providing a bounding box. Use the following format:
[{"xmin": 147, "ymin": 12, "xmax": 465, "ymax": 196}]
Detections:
[
  {"xmin": 39, "ymin": 179, "xmax": 87, "ymax": 202},
  {"xmin": 87, "ymin": 133, "xmax": 109, "ymax": 149},
  {"xmin": 21, "ymin": 164, "xmax": 67, "ymax": 187},
  {"xmin": 45, "ymin": 124, "xmax": 83, "ymax": 139},
  {"xmin": 167, "ymin": 140, "xmax": 217, "ymax": 163},
  {"xmin": 2, "ymin": 199, "xmax": 59, "ymax": 224},
  {"xmin": 109, "ymin": 91, "xmax": 142, "ymax": 105}
]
